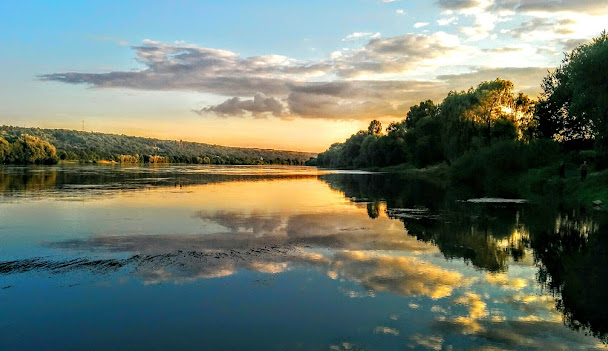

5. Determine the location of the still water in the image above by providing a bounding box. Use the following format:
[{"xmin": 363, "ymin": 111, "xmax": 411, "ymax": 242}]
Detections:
[{"xmin": 0, "ymin": 165, "xmax": 606, "ymax": 350}]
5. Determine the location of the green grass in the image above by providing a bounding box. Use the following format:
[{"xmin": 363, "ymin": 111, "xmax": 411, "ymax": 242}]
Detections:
[{"xmin": 372, "ymin": 160, "xmax": 608, "ymax": 210}]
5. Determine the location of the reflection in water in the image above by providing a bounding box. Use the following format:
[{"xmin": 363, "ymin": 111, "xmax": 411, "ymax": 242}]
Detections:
[
  {"xmin": 532, "ymin": 211, "xmax": 608, "ymax": 343},
  {"xmin": 0, "ymin": 167, "xmax": 57, "ymax": 192},
  {"xmin": 321, "ymin": 172, "xmax": 608, "ymax": 345},
  {"xmin": 322, "ymin": 173, "xmax": 529, "ymax": 272},
  {"xmin": 0, "ymin": 164, "xmax": 324, "ymax": 199},
  {"xmin": 1, "ymin": 165, "xmax": 607, "ymax": 349}
]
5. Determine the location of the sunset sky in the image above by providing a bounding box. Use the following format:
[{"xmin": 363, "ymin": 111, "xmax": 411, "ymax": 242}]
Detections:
[{"xmin": 1, "ymin": 0, "xmax": 607, "ymax": 152}]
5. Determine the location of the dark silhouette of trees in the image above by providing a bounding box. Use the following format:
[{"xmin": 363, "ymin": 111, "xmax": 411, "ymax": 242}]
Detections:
[
  {"xmin": 536, "ymin": 31, "xmax": 608, "ymax": 151},
  {"xmin": 314, "ymin": 79, "xmax": 535, "ymax": 169},
  {"xmin": 367, "ymin": 120, "xmax": 382, "ymax": 136},
  {"xmin": 313, "ymin": 33, "xmax": 608, "ymax": 172}
]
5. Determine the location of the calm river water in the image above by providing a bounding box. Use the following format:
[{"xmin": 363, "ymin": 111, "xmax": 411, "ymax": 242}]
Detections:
[{"xmin": 0, "ymin": 165, "xmax": 606, "ymax": 350}]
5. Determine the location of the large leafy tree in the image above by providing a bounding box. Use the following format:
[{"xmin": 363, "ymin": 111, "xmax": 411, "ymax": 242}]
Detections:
[
  {"xmin": 536, "ymin": 31, "xmax": 608, "ymax": 148},
  {"xmin": 405, "ymin": 100, "xmax": 438, "ymax": 129},
  {"xmin": 438, "ymin": 79, "xmax": 534, "ymax": 162}
]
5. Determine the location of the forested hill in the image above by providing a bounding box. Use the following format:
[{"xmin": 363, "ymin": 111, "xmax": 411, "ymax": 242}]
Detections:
[{"xmin": 0, "ymin": 126, "xmax": 315, "ymax": 165}]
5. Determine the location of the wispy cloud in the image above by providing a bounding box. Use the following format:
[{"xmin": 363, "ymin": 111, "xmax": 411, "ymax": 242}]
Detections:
[{"xmin": 342, "ymin": 32, "xmax": 381, "ymax": 41}]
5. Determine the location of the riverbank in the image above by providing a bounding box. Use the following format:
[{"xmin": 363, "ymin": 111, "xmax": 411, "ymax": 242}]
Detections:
[{"xmin": 340, "ymin": 161, "xmax": 608, "ymax": 210}]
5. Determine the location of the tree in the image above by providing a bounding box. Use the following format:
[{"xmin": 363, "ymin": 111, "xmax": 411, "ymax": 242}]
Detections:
[
  {"xmin": 367, "ymin": 120, "xmax": 382, "ymax": 136},
  {"xmin": 536, "ymin": 31, "xmax": 608, "ymax": 150},
  {"xmin": 0, "ymin": 137, "xmax": 9, "ymax": 163},
  {"xmin": 9, "ymin": 134, "xmax": 58, "ymax": 164},
  {"xmin": 405, "ymin": 100, "xmax": 437, "ymax": 129}
]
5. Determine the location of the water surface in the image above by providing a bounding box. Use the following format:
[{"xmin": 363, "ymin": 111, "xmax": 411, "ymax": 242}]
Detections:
[{"xmin": 0, "ymin": 165, "xmax": 606, "ymax": 350}]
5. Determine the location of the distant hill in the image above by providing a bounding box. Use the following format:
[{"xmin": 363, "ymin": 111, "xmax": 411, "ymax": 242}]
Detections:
[{"xmin": 0, "ymin": 126, "xmax": 316, "ymax": 165}]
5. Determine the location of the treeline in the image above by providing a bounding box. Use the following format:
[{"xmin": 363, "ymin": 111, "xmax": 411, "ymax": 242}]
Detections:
[
  {"xmin": 0, "ymin": 127, "xmax": 315, "ymax": 165},
  {"xmin": 309, "ymin": 32, "xmax": 608, "ymax": 183}
]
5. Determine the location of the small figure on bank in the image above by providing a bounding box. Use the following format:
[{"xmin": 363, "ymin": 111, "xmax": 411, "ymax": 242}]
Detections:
[
  {"xmin": 580, "ymin": 161, "xmax": 588, "ymax": 181},
  {"xmin": 559, "ymin": 161, "xmax": 565, "ymax": 178}
]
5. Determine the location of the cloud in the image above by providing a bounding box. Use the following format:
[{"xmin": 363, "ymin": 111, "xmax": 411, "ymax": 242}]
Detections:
[
  {"xmin": 333, "ymin": 32, "xmax": 470, "ymax": 78},
  {"xmin": 437, "ymin": 0, "xmax": 479, "ymax": 11},
  {"xmin": 395, "ymin": 9, "xmax": 405, "ymax": 14},
  {"xmin": 342, "ymin": 32, "xmax": 381, "ymax": 41},
  {"xmin": 440, "ymin": 0, "xmax": 608, "ymax": 15},
  {"xmin": 437, "ymin": 16, "xmax": 458, "ymax": 25},
  {"xmin": 40, "ymin": 35, "xmax": 553, "ymax": 120},
  {"xmin": 437, "ymin": 0, "xmax": 608, "ymax": 44},
  {"xmin": 491, "ymin": 0, "xmax": 608, "ymax": 15},
  {"xmin": 194, "ymin": 93, "xmax": 286, "ymax": 118},
  {"xmin": 414, "ymin": 22, "xmax": 430, "ymax": 28},
  {"xmin": 503, "ymin": 17, "xmax": 576, "ymax": 40},
  {"xmin": 436, "ymin": 66, "xmax": 549, "ymax": 96}
]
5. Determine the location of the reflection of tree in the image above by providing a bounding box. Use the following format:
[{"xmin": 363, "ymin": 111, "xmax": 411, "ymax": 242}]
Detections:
[
  {"xmin": 366, "ymin": 202, "xmax": 380, "ymax": 219},
  {"xmin": 531, "ymin": 211, "xmax": 608, "ymax": 343},
  {"xmin": 320, "ymin": 173, "xmax": 449, "ymax": 211},
  {"xmin": 321, "ymin": 173, "xmax": 529, "ymax": 272},
  {"xmin": 400, "ymin": 205, "xmax": 529, "ymax": 272},
  {"xmin": 0, "ymin": 168, "xmax": 57, "ymax": 192},
  {"xmin": 325, "ymin": 172, "xmax": 608, "ymax": 342},
  {"xmin": 0, "ymin": 165, "xmax": 317, "ymax": 198}
]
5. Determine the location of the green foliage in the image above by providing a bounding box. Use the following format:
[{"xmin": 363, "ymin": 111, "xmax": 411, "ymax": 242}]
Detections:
[
  {"xmin": 0, "ymin": 137, "xmax": 9, "ymax": 163},
  {"xmin": 0, "ymin": 126, "xmax": 313, "ymax": 165},
  {"xmin": 314, "ymin": 78, "xmax": 535, "ymax": 170},
  {"xmin": 491, "ymin": 116, "xmax": 518, "ymax": 141},
  {"xmin": 367, "ymin": 120, "xmax": 382, "ymax": 136},
  {"xmin": 537, "ymin": 31, "xmax": 608, "ymax": 148},
  {"xmin": 8, "ymin": 134, "xmax": 58, "ymax": 165},
  {"xmin": 405, "ymin": 100, "xmax": 437, "ymax": 129},
  {"xmin": 450, "ymin": 140, "xmax": 561, "ymax": 196}
]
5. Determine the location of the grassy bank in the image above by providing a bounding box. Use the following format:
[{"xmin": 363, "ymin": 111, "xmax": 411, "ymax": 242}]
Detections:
[{"xmin": 352, "ymin": 156, "xmax": 608, "ymax": 210}]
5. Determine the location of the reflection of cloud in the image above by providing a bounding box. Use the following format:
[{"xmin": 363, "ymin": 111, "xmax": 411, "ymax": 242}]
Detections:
[
  {"xmin": 331, "ymin": 251, "xmax": 468, "ymax": 299},
  {"xmin": 430, "ymin": 289, "xmax": 601, "ymax": 350},
  {"xmin": 409, "ymin": 333, "xmax": 444, "ymax": 350},
  {"xmin": 374, "ymin": 326, "xmax": 400, "ymax": 335},
  {"xmin": 485, "ymin": 273, "xmax": 527, "ymax": 290},
  {"xmin": 433, "ymin": 314, "xmax": 600, "ymax": 350},
  {"xmin": 500, "ymin": 293, "xmax": 558, "ymax": 317},
  {"xmin": 195, "ymin": 210, "xmax": 440, "ymax": 253},
  {"xmin": 32, "ymin": 210, "xmax": 454, "ymax": 294},
  {"xmin": 448, "ymin": 292, "xmax": 489, "ymax": 333}
]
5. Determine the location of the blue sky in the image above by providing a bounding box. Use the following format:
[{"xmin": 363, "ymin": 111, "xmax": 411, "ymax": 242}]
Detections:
[{"xmin": 1, "ymin": 0, "xmax": 607, "ymax": 151}]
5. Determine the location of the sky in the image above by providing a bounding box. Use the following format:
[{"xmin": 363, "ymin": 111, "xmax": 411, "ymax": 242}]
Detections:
[{"xmin": 0, "ymin": 0, "xmax": 607, "ymax": 152}]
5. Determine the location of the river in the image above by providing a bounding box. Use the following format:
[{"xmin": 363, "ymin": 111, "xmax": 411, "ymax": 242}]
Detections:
[{"xmin": 0, "ymin": 164, "xmax": 606, "ymax": 350}]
